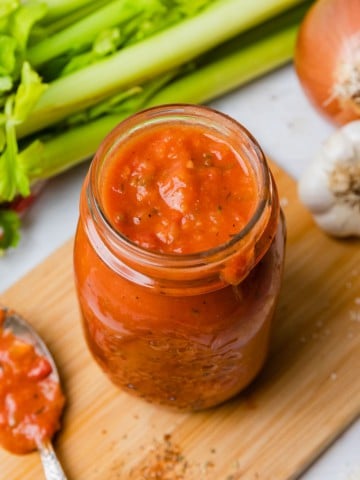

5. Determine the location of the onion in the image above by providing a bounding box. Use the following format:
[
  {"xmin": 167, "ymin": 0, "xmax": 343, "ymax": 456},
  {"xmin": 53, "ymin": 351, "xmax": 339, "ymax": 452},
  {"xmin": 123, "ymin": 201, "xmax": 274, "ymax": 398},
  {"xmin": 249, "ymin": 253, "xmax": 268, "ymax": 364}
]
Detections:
[{"xmin": 295, "ymin": 0, "xmax": 360, "ymax": 125}]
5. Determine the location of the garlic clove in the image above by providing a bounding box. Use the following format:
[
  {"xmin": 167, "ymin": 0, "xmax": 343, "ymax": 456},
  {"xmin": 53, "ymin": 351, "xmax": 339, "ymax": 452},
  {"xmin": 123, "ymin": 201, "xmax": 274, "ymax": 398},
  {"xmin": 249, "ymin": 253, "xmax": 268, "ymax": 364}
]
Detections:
[
  {"xmin": 298, "ymin": 119, "xmax": 360, "ymax": 238},
  {"xmin": 311, "ymin": 203, "xmax": 360, "ymax": 237},
  {"xmin": 321, "ymin": 129, "xmax": 356, "ymax": 166},
  {"xmin": 298, "ymin": 159, "xmax": 335, "ymax": 213},
  {"xmin": 342, "ymin": 120, "xmax": 360, "ymax": 157}
]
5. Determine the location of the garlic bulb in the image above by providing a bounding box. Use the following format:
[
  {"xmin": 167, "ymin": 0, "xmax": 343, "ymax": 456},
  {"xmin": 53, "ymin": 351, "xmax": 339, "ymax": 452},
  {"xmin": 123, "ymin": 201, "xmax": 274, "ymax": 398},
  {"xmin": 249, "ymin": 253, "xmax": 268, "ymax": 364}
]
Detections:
[{"xmin": 298, "ymin": 120, "xmax": 360, "ymax": 237}]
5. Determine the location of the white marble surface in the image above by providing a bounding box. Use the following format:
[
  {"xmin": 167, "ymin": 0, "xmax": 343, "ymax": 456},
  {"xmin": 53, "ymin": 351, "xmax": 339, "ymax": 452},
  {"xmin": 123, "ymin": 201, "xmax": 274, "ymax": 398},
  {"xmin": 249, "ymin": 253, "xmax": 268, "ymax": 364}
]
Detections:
[{"xmin": 0, "ymin": 65, "xmax": 359, "ymax": 478}]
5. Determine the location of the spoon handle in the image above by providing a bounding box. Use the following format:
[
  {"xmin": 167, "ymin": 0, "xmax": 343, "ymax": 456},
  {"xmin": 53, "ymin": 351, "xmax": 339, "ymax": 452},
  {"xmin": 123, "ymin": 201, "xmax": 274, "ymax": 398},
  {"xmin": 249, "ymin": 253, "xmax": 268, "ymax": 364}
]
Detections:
[{"xmin": 39, "ymin": 440, "xmax": 69, "ymax": 480}]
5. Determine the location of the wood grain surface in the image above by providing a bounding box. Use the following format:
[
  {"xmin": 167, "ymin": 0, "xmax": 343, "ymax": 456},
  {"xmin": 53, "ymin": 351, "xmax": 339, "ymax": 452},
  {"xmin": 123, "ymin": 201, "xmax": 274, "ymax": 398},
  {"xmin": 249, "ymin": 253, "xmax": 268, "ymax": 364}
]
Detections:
[{"xmin": 1, "ymin": 161, "xmax": 359, "ymax": 480}]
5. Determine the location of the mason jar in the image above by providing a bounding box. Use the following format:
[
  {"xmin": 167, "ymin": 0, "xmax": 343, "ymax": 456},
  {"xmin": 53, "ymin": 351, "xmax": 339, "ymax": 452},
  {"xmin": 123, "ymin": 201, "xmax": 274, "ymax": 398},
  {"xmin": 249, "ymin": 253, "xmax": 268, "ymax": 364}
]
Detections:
[{"xmin": 73, "ymin": 104, "xmax": 286, "ymax": 410}]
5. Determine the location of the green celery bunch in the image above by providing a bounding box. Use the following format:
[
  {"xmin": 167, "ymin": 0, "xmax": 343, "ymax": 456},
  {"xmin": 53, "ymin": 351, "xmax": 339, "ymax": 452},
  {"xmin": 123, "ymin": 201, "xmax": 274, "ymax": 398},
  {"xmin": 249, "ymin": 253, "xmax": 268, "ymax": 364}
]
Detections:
[{"xmin": 0, "ymin": 0, "xmax": 313, "ymax": 251}]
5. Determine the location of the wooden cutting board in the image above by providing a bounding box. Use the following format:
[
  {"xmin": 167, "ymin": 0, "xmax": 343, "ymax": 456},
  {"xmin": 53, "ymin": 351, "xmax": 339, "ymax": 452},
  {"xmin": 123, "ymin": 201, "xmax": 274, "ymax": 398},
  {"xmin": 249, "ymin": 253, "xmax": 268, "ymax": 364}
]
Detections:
[{"xmin": 1, "ymin": 161, "xmax": 359, "ymax": 480}]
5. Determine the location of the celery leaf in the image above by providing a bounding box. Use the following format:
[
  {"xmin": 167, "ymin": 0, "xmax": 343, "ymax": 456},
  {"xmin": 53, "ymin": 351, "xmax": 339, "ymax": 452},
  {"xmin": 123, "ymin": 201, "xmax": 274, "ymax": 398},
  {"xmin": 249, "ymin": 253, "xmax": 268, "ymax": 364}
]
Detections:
[
  {"xmin": 13, "ymin": 61, "xmax": 47, "ymax": 123},
  {"xmin": 60, "ymin": 27, "xmax": 123, "ymax": 77},
  {"xmin": 0, "ymin": 34, "xmax": 17, "ymax": 75},
  {"xmin": 0, "ymin": 1, "xmax": 48, "ymax": 203},
  {"xmin": 0, "ymin": 62, "xmax": 47, "ymax": 202},
  {"xmin": 0, "ymin": 114, "xmax": 30, "ymax": 201},
  {"xmin": 0, "ymin": 208, "xmax": 20, "ymax": 253},
  {"xmin": 9, "ymin": 1, "xmax": 47, "ymax": 51}
]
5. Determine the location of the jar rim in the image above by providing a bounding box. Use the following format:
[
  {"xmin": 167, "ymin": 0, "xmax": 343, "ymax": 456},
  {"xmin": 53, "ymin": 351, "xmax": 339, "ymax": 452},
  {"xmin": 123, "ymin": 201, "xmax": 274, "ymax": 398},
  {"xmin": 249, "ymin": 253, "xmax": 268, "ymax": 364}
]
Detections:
[{"xmin": 87, "ymin": 104, "xmax": 272, "ymax": 271}]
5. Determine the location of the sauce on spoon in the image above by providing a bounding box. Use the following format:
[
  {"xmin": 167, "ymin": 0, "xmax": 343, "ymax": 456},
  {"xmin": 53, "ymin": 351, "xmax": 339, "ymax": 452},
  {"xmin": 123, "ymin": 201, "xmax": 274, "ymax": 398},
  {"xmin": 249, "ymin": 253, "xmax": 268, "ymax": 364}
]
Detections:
[{"xmin": 0, "ymin": 308, "xmax": 65, "ymax": 455}]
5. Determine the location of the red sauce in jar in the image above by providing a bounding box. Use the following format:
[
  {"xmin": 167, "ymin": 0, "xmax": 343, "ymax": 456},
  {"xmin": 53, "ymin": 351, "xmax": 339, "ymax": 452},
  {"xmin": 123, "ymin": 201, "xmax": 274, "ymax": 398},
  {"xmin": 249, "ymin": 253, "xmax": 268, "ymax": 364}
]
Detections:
[
  {"xmin": 0, "ymin": 310, "xmax": 65, "ymax": 454},
  {"xmin": 102, "ymin": 124, "xmax": 258, "ymax": 254},
  {"xmin": 74, "ymin": 105, "xmax": 286, "ymax": 410}
]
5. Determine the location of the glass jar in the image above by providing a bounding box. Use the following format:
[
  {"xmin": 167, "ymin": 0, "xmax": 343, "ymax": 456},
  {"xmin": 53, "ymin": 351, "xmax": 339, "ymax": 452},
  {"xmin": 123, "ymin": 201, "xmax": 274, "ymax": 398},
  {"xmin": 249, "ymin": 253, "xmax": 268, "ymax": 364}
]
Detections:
[{"xmin": 73, "ymin": 104, "xmax": 286, "ymax": 410}]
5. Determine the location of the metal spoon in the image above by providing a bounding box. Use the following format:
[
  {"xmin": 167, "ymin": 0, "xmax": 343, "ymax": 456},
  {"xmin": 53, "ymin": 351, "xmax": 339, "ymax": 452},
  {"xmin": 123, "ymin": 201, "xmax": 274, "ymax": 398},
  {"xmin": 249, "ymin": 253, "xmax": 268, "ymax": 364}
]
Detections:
[{"xmin": 2, "ymin": 307, "xmax": 68, "ymax": 480}]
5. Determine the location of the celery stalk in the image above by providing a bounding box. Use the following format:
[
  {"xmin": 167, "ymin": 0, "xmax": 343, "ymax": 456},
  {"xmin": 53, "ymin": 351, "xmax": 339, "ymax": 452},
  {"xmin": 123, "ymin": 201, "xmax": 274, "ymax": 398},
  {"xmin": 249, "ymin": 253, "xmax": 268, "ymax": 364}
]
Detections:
[
  {"xmin": 41, "ymin": 1, "xmax": 114, "ymax": 36},
  {"xmin": 18, "ymin": 0, "xmax": 308, "ymax": 138},
  {"xmin": 21, "ymin": 115, "xmax": 122, "ymax": 180},
  {"xmin": 148, "ymin": 2, "xmax": 308, "ymax": 105},
  {"xmin": 22, "ymin": 2, "xmax": 308, "ymax": 182},
  {"xmin": 43, "ymin": 0, "xmax": 98, "ymax": 21},
  {"xmin": 28, "ymin": 0, "xmax": 154, "ymax": 67}
]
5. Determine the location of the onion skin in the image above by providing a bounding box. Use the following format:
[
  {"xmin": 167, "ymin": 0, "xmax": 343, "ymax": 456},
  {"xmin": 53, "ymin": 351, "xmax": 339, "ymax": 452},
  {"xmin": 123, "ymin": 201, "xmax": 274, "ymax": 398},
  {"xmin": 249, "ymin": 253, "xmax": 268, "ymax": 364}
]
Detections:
[{"xmin": 295, "ymin": 0, "xmax": 360, "ymax": 125}]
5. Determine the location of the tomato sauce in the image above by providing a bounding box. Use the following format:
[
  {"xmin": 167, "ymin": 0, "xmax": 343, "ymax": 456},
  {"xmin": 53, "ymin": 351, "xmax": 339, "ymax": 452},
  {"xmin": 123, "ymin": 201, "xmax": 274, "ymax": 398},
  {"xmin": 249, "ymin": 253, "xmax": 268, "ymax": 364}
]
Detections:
[
  {"xmin": 0, "ymin": 310, "xmax": 65, "ymax": 454},
  {"xmin": 102, "ymin": 124, "xmax": 258, "ymax": 254},
  {"xmin": 74, "ymin": 105, "xmax": 286, "ymax": 409}
]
